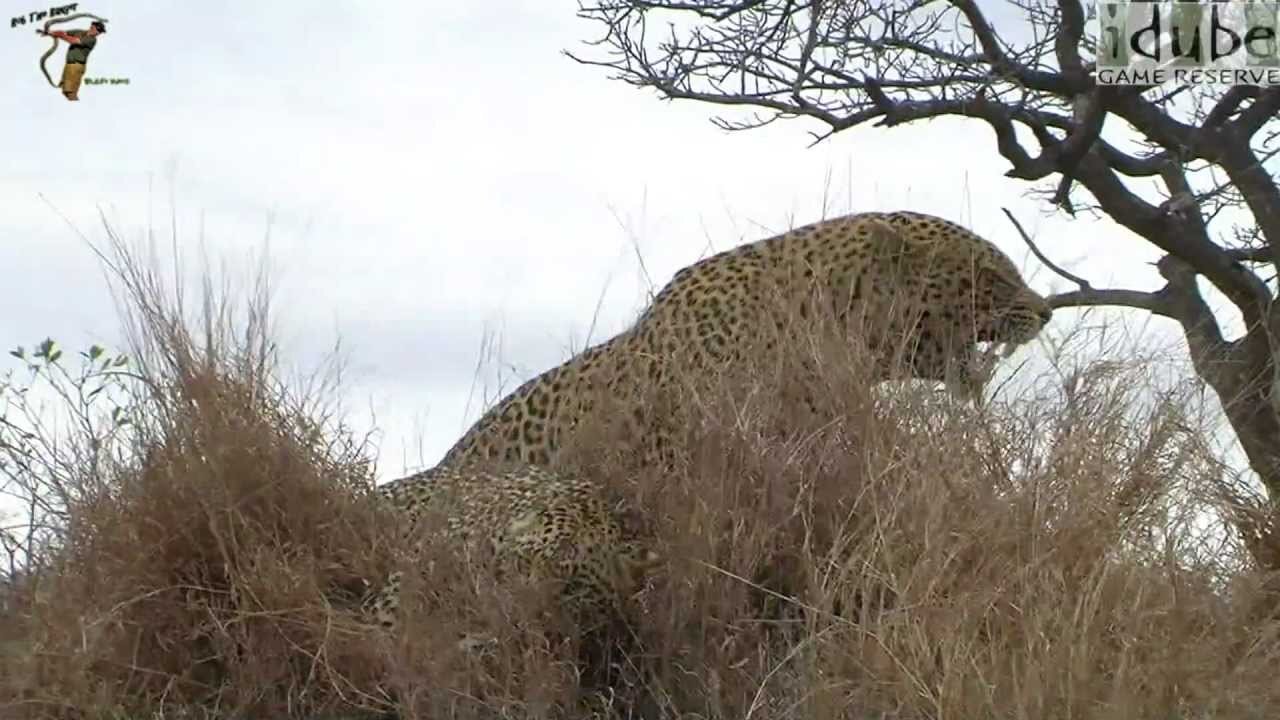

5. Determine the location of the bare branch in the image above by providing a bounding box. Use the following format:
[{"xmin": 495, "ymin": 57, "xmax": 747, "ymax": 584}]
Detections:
[
  {"xmin": 1069, "ymin": 151, "xmax": 1270, "ymax": 323},
  {"xmin": 1155, "ymin": 255, "xmax": 1228, "ymax": 349},
  {"xmin": 1105, "ymin": 92, "xmax": 1217, "ymax": 161},
  {"xmin": 1001, "ymin": 206, "xmax": 1184, "ymax": 319},
  {"xmin": 1232, "ymin": 87, "xmax": 1280, "ymax": 138},
  {"xmin": 1205, "ymin": 86, "xmax": 1257, "ymax": 127},
  {"xmin": 1053, "ymin": 0, "xmax": 1087, "ymax": 80},
  {"xmin": 947, "ymin": 0, "xmax": 1079, "ymax": 93},
  {"xmin": 1227, "ymin": 247, "xmax": 1273, "ymax": 264},
  {"xmin": 1096, "ymin": 144, "xmax": 1167, "ymax": 178},
  {"xmin": 1038, "ymin": 88, "xmax": 1110, "ymax": 210},
  {"xmin": 1001, "ymin": 207, "xmax": 1092, "ymax": 289},
  {"xmin": 1048, "ymin": 287, "xmax": 1175, "ymax": 317},
  {"xmin": 1218, "ymin": 140, "xmax": 1280, "ymax": 273}
]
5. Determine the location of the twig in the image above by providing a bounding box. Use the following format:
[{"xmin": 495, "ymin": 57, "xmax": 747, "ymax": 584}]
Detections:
[
  {"xmin": 1001, "ymin": 208, "xmax": 1176, "ymax": 316},
  {"xmin": 1047, "ymin": 288, "xmax": 1173, "ymax": 316},
  {"xmin": 1001, "ymin": 207, "xmax": 1093, "ymax": 288}
]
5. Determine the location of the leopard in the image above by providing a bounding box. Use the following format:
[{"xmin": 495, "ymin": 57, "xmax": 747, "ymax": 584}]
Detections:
[
  {"xmin": 435, "ymin": 210, "xmax": 1053, "ymax": 472},
  {"xmin": 362, "ymin": 462, "xmax": 659, "ymax": 638}
]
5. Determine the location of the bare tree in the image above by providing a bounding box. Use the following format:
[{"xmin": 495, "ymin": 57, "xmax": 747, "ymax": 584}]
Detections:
[{"xmin": 570, "ymin": 0, "xmax": 1280, "ymax": 568}]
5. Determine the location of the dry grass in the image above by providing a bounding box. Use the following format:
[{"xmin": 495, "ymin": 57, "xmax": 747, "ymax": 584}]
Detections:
[
  {"xmin": 0, "ymin": 235, "xmax": 405, "ymax": 718},
  {"xmin": 1, "ymin": 229, "xmax": 1279, "ymax": 719},
  {"xmin": 589, "ymin": 344, "xmax": 1280, "ymax": 719}
]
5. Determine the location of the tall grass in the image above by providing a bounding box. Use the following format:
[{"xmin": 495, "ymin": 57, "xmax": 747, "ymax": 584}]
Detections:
[
  {"xmin": 1, "ymin": 224, "xmax": 1278, "ymax": 719},
  {"xmin": 0, "ymin": 230, "xmax": 398, "ymax": 718}
]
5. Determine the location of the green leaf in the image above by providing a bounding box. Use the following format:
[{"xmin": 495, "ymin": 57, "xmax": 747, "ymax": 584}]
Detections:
[
  {"xmin": 9, "ymin": 347, "xmax": 24, "ymax": 360},
  {"xmin": 36, "ymin": 338, "xmax": 56, "ymax": 359},
  {"xmin": 112, "ymin": 355, "xmax": 128, "ymax": 367},
  {"xmin": 88, "ymin": 345, "xmax": 105, "ymax": 361}
]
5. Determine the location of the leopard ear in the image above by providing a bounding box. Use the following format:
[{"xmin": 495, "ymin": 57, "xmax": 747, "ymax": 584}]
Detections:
[
  {"xmin": 865, "ymin": 218, "xmax": 902, "ymax": 249},
  {"xmin": 867, "ymin": 218, "xmax": 922, "ymax": 271}
]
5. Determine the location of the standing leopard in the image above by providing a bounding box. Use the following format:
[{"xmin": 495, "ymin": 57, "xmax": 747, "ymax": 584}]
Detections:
[{"xmin": 437, "ymin": 210, "xmax": 1053, "ymax": 471}]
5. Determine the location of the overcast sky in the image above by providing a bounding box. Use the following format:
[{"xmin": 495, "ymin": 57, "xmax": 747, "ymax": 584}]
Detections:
[{"xmin": 2, "ymin": 1, "xmax": 1210, "ymax": 482}]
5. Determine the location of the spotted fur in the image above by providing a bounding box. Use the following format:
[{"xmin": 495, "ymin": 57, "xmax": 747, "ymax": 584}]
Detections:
[
  {"xmin": 437, "ymin": 211, "xmax": 1052, "ymax": 470},
  {"xmin": 362, "ymin": 463, "xmax": 658, "ymax": 635}
]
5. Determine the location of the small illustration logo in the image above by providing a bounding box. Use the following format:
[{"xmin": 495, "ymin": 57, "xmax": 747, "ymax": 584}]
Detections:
[
  {"xmin": 1096, "ymin": 1, "xmax": 1280, "ymax": 86},
  {"xmin": 10, "ymin": 3, "xmax": 123, "ymax": 100}
]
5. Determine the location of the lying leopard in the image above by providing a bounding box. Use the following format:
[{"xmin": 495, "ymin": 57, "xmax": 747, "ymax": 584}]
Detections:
[{"xmin": 362, "ymin": 462, "xmax": 658, "ymax": 637}]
